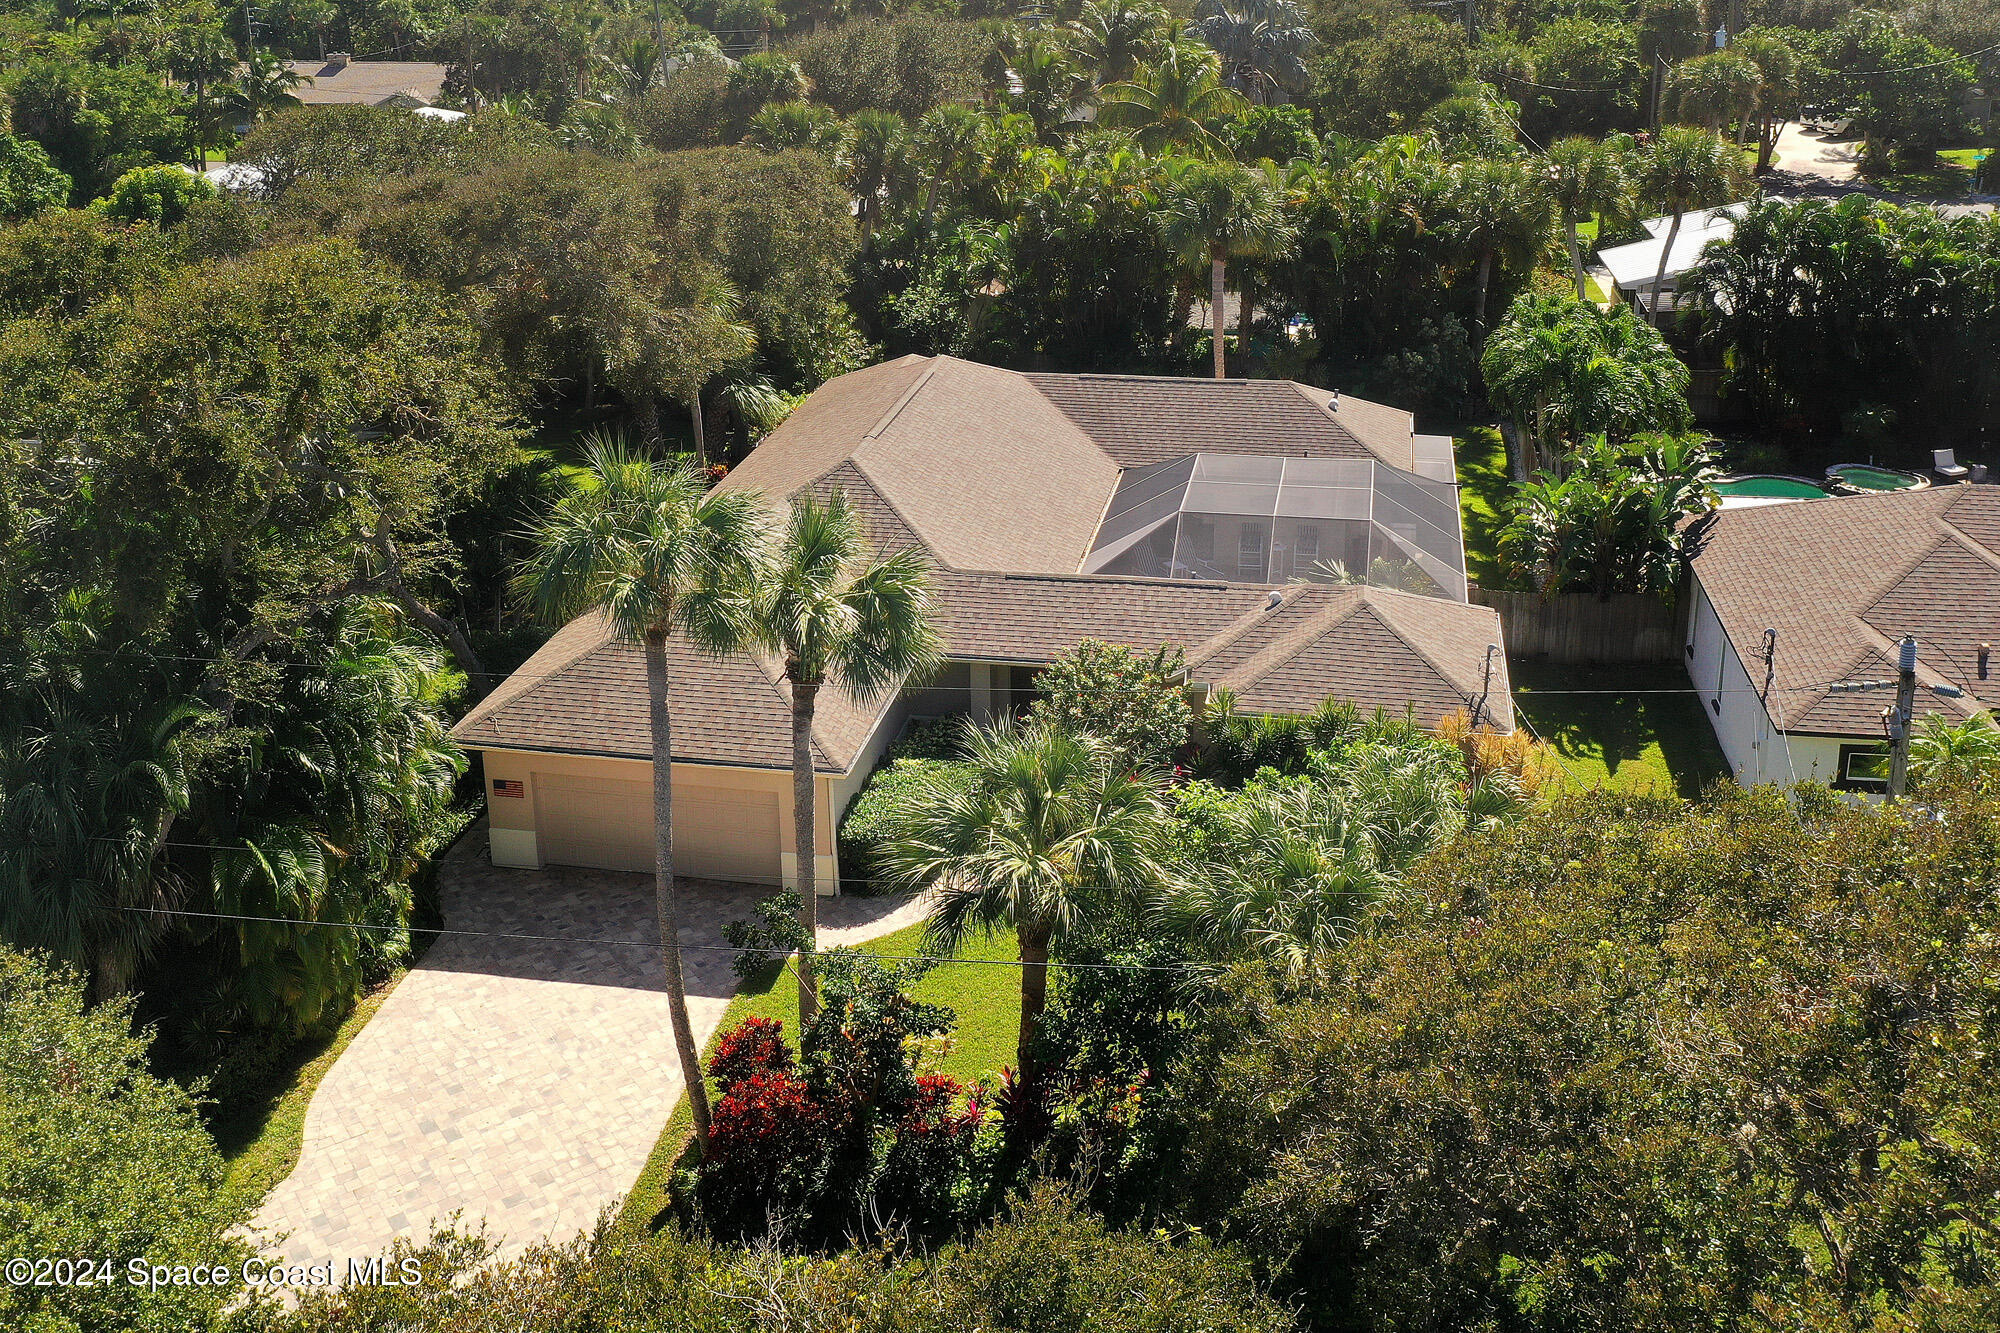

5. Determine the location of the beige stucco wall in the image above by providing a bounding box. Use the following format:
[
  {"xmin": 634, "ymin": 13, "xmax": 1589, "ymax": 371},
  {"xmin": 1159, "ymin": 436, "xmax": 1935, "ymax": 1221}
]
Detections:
[{"xmin": 478, "ymin": 748, "xmax": 842, "ymax": 892}]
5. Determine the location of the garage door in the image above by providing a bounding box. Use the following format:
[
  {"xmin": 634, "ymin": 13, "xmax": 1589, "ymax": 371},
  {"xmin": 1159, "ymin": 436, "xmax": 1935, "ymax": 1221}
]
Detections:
[{"xmin": 534, "ymin": 772, "xmax": 783, "ymax": 885}]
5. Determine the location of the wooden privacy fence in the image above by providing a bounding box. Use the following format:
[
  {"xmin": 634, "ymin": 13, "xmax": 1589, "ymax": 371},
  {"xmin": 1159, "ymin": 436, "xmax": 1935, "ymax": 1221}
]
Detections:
[{"xmin": 1471, "ymin": 587, "xmax": 1679, "ymax": 664}]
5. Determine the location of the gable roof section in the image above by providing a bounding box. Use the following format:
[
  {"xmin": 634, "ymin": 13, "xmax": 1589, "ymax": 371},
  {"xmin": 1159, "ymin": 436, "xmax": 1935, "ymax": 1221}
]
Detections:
[
  {"xmin": 720, "ymin": 355, "xmax": 1116, "ymax": 574},
  {"xmin": 1026, "ymin": 372, "xmax": 1419, "ymax": 473},
  {"xmin": 1687, "ymin": 487, "xmax": 2000, "ymax": 734},
  {"xmin": 1185, "ymin": 584, "xmax": 1512, "ymax": 728}
]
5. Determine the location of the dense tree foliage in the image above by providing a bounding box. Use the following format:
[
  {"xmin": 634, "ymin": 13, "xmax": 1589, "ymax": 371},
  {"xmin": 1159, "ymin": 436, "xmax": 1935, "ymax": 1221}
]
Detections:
[
  {"xmin": 0, "ymin": 948, "xmax": 247, "ymax": 1333},
  {"xmin": 1147, "ymin": 783, "xmax": 2000, "ymax": 1332},
  {"xmin": 1693, "ymin": 195, "xmax": 2000, "ymax": 447}
]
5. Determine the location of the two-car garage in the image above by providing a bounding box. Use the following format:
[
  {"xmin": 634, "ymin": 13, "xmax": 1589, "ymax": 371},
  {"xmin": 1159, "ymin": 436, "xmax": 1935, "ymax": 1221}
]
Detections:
[{"xmin": 484, "ymin": 755, "xmax": 791, "ymax": 887}]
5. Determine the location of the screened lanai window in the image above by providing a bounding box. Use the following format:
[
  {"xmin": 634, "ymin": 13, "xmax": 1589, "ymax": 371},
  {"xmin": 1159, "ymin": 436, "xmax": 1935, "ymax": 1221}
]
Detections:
[{"xmin": 1083, "ymin": 452, "xmax": 1467, "ymax": 601}]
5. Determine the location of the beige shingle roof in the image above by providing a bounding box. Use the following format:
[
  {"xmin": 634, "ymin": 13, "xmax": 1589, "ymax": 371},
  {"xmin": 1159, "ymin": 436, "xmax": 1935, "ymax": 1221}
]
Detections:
[
  {"xmin": 1687, "ymin": 487, "xmax": 2000, "ymax": 735},
  {"xmin": 454, "ymin": 358, "xmax": 1513, "ymax": 769},
  {"xmin": 451, "ymin": 610, "xmax": 884, "ymax": 772},
  {"xmin": 1027, "ymin": 372, "xmax": 1419, "ymax": 472},
  {"xmin": 452, "ymin": 577, "xmax": 1513, "ymax": 770},
  {"xmin": 282, "ymin": 59, "xmax": 449, "ymax": 106},
  {"xmin": 720, "ymin": 356, "xmax": 1116, "ymax": 574}
]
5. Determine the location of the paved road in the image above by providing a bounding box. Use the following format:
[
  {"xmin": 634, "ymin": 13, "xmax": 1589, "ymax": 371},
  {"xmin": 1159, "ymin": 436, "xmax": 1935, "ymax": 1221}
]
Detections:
[
  {"xmin": 1771, "ymin": 123, "xmax": 1861, "ymax": 184},
  {"xmin": 245, "ymin": 826, "xmax": 927, "ymax": 1275}
]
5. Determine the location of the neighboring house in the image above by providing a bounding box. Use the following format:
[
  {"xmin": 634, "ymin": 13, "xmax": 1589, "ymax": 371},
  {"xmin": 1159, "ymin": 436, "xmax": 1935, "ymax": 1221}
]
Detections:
[
  {"xmin": 1599, "ymin": 203, "xmax": 1750, "ymax": 315},
  {"xmin": 282, "ymin": 54, "xmax": 450, "ymax": 108},
  {"xmin": 453, "ymin": 355, "xmax": 1513, "ymax": 888},
  {"xmin": 1683, "ymin": 485, "xmax": 2000, "ymax": 792}
]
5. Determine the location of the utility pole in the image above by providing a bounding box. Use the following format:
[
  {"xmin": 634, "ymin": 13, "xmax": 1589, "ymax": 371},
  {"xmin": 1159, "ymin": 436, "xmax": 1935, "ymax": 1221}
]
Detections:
[
  {"xmin": 1828, "ymin": 635, "xmax": 1966, "ymax": 800},
  {"xmin": 1888, "ymin": 634, "xmax": 1918, "ymax": 799},
  {"xmin": 1464, "ymin": 0, "xmax": 1477, "ymax": 43}
]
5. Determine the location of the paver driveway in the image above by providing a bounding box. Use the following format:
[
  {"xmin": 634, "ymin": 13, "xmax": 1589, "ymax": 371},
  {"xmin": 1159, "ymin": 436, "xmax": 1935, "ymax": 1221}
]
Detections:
[{"xmin": 246, "ymin": 824, "xmax": 926, "ymax": 1274}]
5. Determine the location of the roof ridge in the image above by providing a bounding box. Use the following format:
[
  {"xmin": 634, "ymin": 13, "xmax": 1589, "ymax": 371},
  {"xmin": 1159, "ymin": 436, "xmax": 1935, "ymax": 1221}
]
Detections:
[
  {"xmin": 1210, "ymin": 594, "xmax": 1371, "ymax": 691},
  {"xmin": 846, "ymin": 459, "xmax": 957, "ymax": 568},
  {"xmin": 1939, "ymin": 510, "xmax": 2000, "ymax": 573},
  {"xmin": 1356, "ymin": 590, "xmax": 1488, "ymax": 701},
  {"xmin": 453, "ymin": 612, "xmax": 612, "ymax": 736},
  {"xmin": 860, "ymin": 357, "xmax": 940, "ymax": 442},
  {"xmin": 1185, "ymin": 584, "xmax": 1324, "ymax": 671}
]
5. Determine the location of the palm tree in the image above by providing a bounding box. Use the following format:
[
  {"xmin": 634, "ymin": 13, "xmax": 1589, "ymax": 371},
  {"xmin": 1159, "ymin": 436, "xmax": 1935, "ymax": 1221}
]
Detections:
[
  {"xmin": 1732, "ymin": 32, "xmax": 1801, "ymax": 174},
  {"xmin": 842, "ymin": 109, "xmax": 905, "ymax": 246},
  {"xmin": 1544, "ymin": 136, "xmax": 1630, "ymax": 301},
  {"xmin": 1443, "ymin": 155, "xmax": 1556, "ymax": 341},
  {"xmin": 0, "ymin": 689, "xmax": 202, "ymax": 1000},
  {"xmin": 1635, "ymin": 125, "xmax": 1749, "ymax": 327},
  {"xmin": 910, "ymin": 102, "xmax": 990, "ymax": 231},
  {"xmin": 232, "ymin": 51, "xmax": 311, "ymax": 125},
  {"xmin": 877, "ymin": 721, "xmax": 1172, "ymax": 1089},
  {"xmin": 1161, "ymin": 160, "xmax": 1298, "ymax": 377},
  {"xmin": 1909, "ymin": 711, "xmax": 2000, "ymax": 789},
  {"xmin": 608, "ymin": 264, "xmax": 756, "ymax": 465},
  {"xmin": 601, "ymin": 39, "xmax": 665, "ymax": 100},
  {"xmin": 513, "ymin": 437, "xmax": 768, "ymax": 1148},
  {"xmin": 1070, "ymin": 0, "xmax": 1172, "ymax": 87},
  {"xmin": 1666, "ymin": 50, "xmax": 1761, "ymax": 137},
  {"xmin": 1098, "ymin": 41, "xmax": 1247, "ymax": 156},
  {"xmin": 1188, "ymin": 0, "xmax": 1315, "ymax": 107},
  {"xmin": 747, "ymin": 490, "xmax": 942, "ymax": 1023},
  {"xmin": 168, "ymin": 27, "xmax": 238, "ymax": 169},
  {"xmin": 1480, "ymin": 291, "xmax": 1691, "ymax": 474},
  {"xmin": 1157, "ymin": 784, "xmax": 1387, "ymax": 981}
]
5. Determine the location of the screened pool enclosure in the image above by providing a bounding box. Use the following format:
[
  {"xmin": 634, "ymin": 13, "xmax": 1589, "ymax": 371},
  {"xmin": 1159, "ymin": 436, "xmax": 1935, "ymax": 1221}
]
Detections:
[{"xmin": 1082, "ymin": 454, "xmax": 1468, "ymax": 602}]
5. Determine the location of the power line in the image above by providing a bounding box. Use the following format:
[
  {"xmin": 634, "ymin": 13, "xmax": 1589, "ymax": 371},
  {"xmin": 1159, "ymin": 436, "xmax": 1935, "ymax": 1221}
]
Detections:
[
  {"xmin": 116, "ymin": 903, "xmax": 1206, "ymax": 973},
  {"xmin": 1823, "ymin": 40, "xmax": 2000, "ymax": 79}
]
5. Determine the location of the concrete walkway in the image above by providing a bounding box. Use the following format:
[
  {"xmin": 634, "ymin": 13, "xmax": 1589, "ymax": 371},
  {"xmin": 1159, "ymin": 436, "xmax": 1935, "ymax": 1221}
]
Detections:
[{"xmin": 245, "ymin": 826, "xmax": 928, "ymax": 1275}]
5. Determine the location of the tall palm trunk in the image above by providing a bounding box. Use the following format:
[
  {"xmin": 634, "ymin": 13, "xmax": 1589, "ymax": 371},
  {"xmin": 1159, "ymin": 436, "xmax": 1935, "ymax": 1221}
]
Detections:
[
  {"xmin": 789, "ymin": 676, "xmax": 820, "ymax": 1024},
  {"xmin": 1564, "ymin": 217, "xmax": 1590, "ymax": 301},
  {"xmin": 1649, "ymin": 209, "xmax": 1685, "ymax": 327},
  {"xmin": 1237, "ymin": 273, "xmax": 1255, "ymax": 364},
  {"xmin": 1210, "ymin": 249, "xmax": 1228, "ymax": 379},
  {"xmin": 1473, "ymin": 248, "xmax": 1495, "ymax": 342},
  {"xmin": 1171, "ymin": 271, "xmax": 1196, "ymax": 358},
  {"xmin": 645, "ymin": 626, "xmax": 712, "ymax": 1147},
  {"xmin": 1015, "ymin": 920, "xmax": 1053, "ymax": 1087},
  {"xmin": 689, "ymin": 393, "xmax": 708, "ymax": 467}
]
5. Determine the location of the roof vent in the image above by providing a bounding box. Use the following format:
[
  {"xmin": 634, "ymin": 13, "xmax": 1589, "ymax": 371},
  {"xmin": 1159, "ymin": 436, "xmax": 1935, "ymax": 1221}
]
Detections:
[
  {"xmin": 1327, "ymin": 389, "xmax": 1340, "ymax": 410},
  {"xmin": 326, "ymin": 51, "xmax": 352, "ymax": 69},
  {"xmin": 1266, "ymin": 590, "xmax": 1283, "ymax": 609}
]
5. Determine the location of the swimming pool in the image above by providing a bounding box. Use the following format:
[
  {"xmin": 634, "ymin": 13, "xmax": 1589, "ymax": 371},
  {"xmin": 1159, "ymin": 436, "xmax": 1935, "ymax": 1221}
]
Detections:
[
  {"xmin": 1826, "ymin": 464, "xmax": 1930, "ymax": 494},
  {"xmin": 1713, "ymin": 474, "xmax": 1833, "ymax": 500}
]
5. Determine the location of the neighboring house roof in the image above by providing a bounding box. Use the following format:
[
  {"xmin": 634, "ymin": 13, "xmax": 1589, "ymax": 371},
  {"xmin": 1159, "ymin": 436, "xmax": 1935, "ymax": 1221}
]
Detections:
[
  {"xmin": 1687, "ymin": 486, "xmax": 2000, "ymax": 736},
  {"xmin": 283, "ymin": 59, "xmax": 449, "ymax": 107},
  {"xmin": 454, "ymin": 356, "xmax": 1514, "ymax": 770},
  {"xmin": 1601, "ymin": 203, "xmax": 1749, "ymax": 292}
]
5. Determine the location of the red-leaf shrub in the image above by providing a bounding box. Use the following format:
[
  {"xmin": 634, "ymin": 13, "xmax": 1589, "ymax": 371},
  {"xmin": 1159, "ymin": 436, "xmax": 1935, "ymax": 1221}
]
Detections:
[{"xmin": 709, "ymin": 1015, "xmax": 792, "ymax": 1088}]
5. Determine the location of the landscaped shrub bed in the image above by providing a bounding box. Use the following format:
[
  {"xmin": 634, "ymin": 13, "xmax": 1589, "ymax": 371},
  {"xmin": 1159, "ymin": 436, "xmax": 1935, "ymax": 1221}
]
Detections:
[{"xmin": 837, "ymin": 754, "xmax": 978, "ymax": 894}]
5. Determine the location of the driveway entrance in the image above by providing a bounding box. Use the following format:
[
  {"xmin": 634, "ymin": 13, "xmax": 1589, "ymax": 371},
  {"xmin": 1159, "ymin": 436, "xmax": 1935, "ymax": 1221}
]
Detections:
[{"xmin": 247, "ymin": 823, "xmax": 924, "ymax": 1273}]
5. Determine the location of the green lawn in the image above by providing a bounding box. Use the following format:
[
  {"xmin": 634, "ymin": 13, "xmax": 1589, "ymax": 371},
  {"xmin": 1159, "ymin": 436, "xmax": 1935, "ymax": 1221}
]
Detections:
[
  {"xmin": 1455, "ymin": 426, "xmax": 1513, "ymax": 591},
  {"xmin": 616, "ymin": 917, "xmax": 1021, "ymax": 1233},
  {"xmin": 208, "ymin": 973, "xmax": 407, "ymax": 1224},
  {"xmin": 1511, "ymin": 661, "xmax": 1730, "ymax": 800}
]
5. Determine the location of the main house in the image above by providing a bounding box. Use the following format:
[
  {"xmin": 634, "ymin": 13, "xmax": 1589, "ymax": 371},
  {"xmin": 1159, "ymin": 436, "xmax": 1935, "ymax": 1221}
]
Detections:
[
  {"xmin": 453, "ymin": 355, "xmax": 1514, "ymax": 890},
  {"xmin": 1684, "ymin": 485, "xmax": 2000, "ymax": 791}
]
